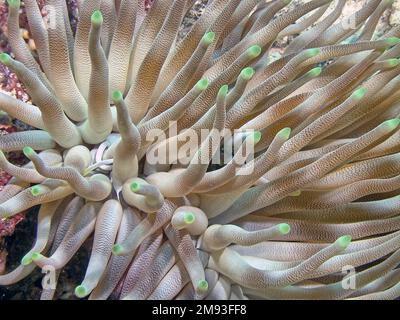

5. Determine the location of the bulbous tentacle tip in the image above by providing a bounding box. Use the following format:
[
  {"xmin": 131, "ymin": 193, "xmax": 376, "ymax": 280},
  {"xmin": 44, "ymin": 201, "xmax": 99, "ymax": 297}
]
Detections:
[
  {"xmin": 23, "ymin": 146, "xmax": 36, "ymax": 157},
  {"xmin": 289, "ymin": 190, "xmax": 302, "ymax": 197},
  {"xmin": 282, "ymin": 0, "xmax": 292, "ymax": 5},
  {"xmin": 250, "ymin": 131, "xmax": 262, "ymax": 144},
  {"xmin": 240, "ymin": 67, "xmax": 255, "ymax": 80},
  {"xmin": 75, "ymin": 285, "xmax": 88, "ymax": 298},
  {"xmin": 21, "ymin": 254, "xmax": 32, "ymax": 266},
  {"xmin": 307, "ymin": 66, "xmax": 322, "ymax": 78},
  {"xmin": 0, "ymin": 53, "xmax": 11, "ymax": 65},
  {"xmin": 91, "ymin": 10, "xmax": 103, "ymax": 25},
  {"xmin": 196, "ymin": 280, "xmax": 209, "ymax": 293},
  {"xmin": 130, "ymin": 181, "xmax": 140, "ymax": 192},
  {"xmin": 219, "ymin": 84, "xmax": 229, "ymax": 97},
  {"xmin": 112, "ymin": 243, "xmax": 124, "ymax": 256},
  {"xmin": 277, "ymin": 127, "xmax": 292, "ymax": 140},
  {"xmin": 196, "ymin": 78, "xmax": 209, "ymax": 91},
  {"xmin": 31, "ymin": 185, "xmax": 45, "ymax": 197},
  {"xmin": 183, "ymin": 211, "xmax": 195, "ymax": 224},
  {"xmin": 382, "ymin": 118, "xmax": 400, "ymax": 130},
  {"xmin": 31, "ymin": 252, "xmax": 43, "ymax": 261},
  {"xmin": 305, "ymin": 48, "xmax": 321, "ymax": 58},
  {"xmin": 386, "ymin": 58, "xmax": 400, "ymax": 67},
  {"xmin": 112, "ymin": 90, "xmax": 124, "ymax": 103},
  {"xmin": 247, "ymin": 45, "xmax": 262, "ymax": 58},
  {"xmin": 351, "ymin": 87, "xmax": 367, "ymax": 100},
  {"xmin": 336, "ymin": 235, "xmax": 352, "ymax": 249},
  {"xmin": 7, "ymin": 0, "xmax": 20, "ymax": 8},
  {"xmin": 385, "ymin": 37, "xmax": 400, "ymax": 47},
  {"xmin": 278, "ymin": 223, "xmax": 291, "ymax": 235},
  {"xmin": 202, "ymin": 31, "xmax": 216, "ymax": 45}
]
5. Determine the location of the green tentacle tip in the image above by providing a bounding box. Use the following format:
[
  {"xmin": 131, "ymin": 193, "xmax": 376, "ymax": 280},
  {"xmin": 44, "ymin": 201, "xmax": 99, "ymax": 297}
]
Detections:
[
  {"xmin": 383, "ymin": 118, "xmax": 400, "ymax": 129},
  {"xmin": 202, "ymin": 31, "xmax": 216, "ymax": 45},
  {"xmin": 197, "ymin": 280, "xmax": 209, "ymax": 292},
  {"xmin": 130, "ymin": 181, "xmax": 140, "ymax": 192},
  {"xmin": 337, "ymin": 235, "xmax": 352, "ymax": 248},
  {"xmin": 183, "ymin": 212, "xmax": 195, "ymax": 224},
  {"xmin": 112, "ymin": 244, "xmax": 124, "ymax": 255},
  {"xmin": 247, "ymin": 45, "xmax": 262, "ymax": 58},
  {"xmin": 305, "ymin": 48, "xmax": 320, "ymax": 57},
  {"xmin": 386, "ymin": 58, "xmax": 400, "ymax": 67},
  {"xmin": 196, "ymin": 78, "xmax": 209, "ymax": 91},
  {"xmin": 283, "ymin": 0, "xmax": 292, "ymax": 4},
  {"xmin": 0, "ymin": 53, "xmax": 11, "ymax": 65},
  {"xmin": 75, "ymin": 285, "xmax": 88, "ymax": 298},
  {"xmin": 21, "ymin": 254, "xmax": 32, "ymax": 266},
  {"xmin": 289, "ymin": 190, "xmax": 301, "ymax": 197},
  {"xmin": 91, "ymin": 10, "xmax": 103, "ymax": 24},
  {"xmin": 278, "ymin": 127, "xmax": 291, "ymax": 140},
  {"xmin": 240, "ymin": 67, "xmax": 255, "ymax": 80},
  {"xmin": 31, "ymin": 252, "xmax": 42, "ymax": 261},
  {"xmin": 31, "ymin": 185, "xmax": 45, "ymax": 197},
  {"xmin": 351, "ymin": 87, "xmax": 367, "ymax": 100},
  {"xmin": 307, "ymin": 67, "xmax": 322, "ymax": 77},
  {"xmin": 23, "ymin": 146, "xmax": 35, "ymax": 157},
  {"xmin": 251, "ymin": 131, "xmax": 262, "ymax": 144},
  {"xmin": 112, "ymin": 90, "xmax": 123, "ymax": 102},
  {"xmin": 219, "ymin": 84, "xmax": 229, "ymax": 97},
  {"xmin": 278, "ymin": 223, "xmax": 291, "ymax": 235},
  {"xmin": 7, "ymin": 0, "xmax": 20, "ymax": 8},
  {"xmin": 385, "ymin": 37, "xmax": 400, "ymax": 46}
]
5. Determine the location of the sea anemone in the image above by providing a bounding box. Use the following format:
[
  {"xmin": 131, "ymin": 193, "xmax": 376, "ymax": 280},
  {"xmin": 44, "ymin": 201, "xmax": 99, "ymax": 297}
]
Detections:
[{"xmin": 1, "ymin": 0, "xmax": 400, "ymax": 300}]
